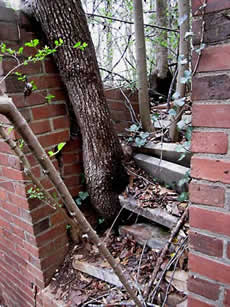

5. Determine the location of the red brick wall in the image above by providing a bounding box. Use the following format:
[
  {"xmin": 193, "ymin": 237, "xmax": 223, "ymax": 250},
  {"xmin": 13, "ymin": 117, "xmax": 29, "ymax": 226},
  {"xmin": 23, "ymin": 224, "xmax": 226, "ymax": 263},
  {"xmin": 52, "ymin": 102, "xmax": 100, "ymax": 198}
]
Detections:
[
  {"xmin": 105, "ymin": 88, "xmax": 139, "ymax": 134},
  {"xmin": 189, "ymin": 1, "xmax": 230, "ymax": 306},
  {"xmin": 0, "ymin": 4, "xmax": 83, "ymax": 306}
]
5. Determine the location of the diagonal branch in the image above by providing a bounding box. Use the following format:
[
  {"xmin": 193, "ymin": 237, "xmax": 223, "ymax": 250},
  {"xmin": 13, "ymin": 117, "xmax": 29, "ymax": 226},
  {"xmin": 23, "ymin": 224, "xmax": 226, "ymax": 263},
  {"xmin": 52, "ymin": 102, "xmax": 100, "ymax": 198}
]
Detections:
[{"xmin": 0, "ymin": 96, "xmax": 143, "ymax": 307}]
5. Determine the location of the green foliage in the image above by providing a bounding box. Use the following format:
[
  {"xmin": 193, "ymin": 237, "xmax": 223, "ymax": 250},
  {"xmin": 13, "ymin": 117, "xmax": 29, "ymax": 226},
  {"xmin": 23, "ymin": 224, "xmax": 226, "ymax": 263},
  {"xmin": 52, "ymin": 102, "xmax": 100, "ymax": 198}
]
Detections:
[
  {"xmin": 73, "ymin": 42, "xmax": 88, "ymax": 50},
  {"xmin": 45, "ymin": 94, "xmax": 55, "ymax": 103},
  {"xmin": 48, "ymin": 142, "xmax": 66, "ymax": 157},
  {"xmin": 74, "ymin": 191, "xmax": 89, "ymax": 206},
  {"xmin": 27, "ymin": 186, "xmax": 45, "ymax": 200},
  {"xmin": 127, "ymin": 124, "xmax": 150, "ymax": 147},
  {"xmin": 178, "ymin": 192, "xmax": 188, "ymax": 202},
  {"xmin": 66, "ymin": 224, "xmax": 72, "ymax": 230}
]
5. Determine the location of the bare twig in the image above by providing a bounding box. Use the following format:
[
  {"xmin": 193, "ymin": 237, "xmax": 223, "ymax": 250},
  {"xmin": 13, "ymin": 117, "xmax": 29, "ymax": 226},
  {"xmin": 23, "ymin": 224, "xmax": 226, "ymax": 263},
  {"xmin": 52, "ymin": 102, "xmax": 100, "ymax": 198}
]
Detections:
[
  {"xmin": 86, "ymin": 13, "xmax": 179, "ymax": 33},
  {"xmin": 120, "ymin": 88, "xmax": 140, "ymax": 124},
  {"xmin": 144, "ymin": 206, "xmax": 189, "ymax": 300},
  {"xmin": 149, "ymin": 236, "xmax": 188, "ymax": 304},
  {"xmin": 161, "ymin": 239, "xmax": 188, "ymax": 307}
]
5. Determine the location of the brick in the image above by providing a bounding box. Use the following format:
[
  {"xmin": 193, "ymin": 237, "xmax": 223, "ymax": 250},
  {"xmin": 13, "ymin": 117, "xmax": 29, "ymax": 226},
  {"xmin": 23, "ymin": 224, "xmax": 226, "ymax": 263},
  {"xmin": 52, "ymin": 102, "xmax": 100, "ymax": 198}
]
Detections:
[
  {"xmin": 2, "ymin": 229, "xmax": 22, "ymax": 247},
  {"xmin": 50, "ymin": 210, "xmax": 65, "ymax": 226},
  {"xmin": 62, "ymin": 152, "xmax": 82, "ymax": 164},
  {"xmin": 193, "ymin": 45, "xmax": 230, "ymax": 72},
  {"xmin": 38, "ymin": 130, "xmax": 69, "ymax": 148},
  {"xmin": 0, "ymin": 178, "xmax": 14, "ymax": 192},
  {"xmin": 14, "ymin": 183, "xmax": 27, "ymax": 197},
  {"xmin": 227, "ymin": 242, "xmax": 230, "ymax": 259},
  {"xmin": 3, "ymin": 59, "xmax": 42, "ymax": 75},
  {"xmin": 191, "ymin": 157, "xmax": 230, "ymax": 184},
  {"xmin": 29, "ymin": 75, "xmax": 63, "ymax": 90},
  {"xmin": 32, "ymin": 104, "xmax": 67, "ymax": 120},
  {"xmin": 112, "ymin": 110, "xmax": 132, "ymax": 122},
  {"xmin": 0, "ymin": 189, "xmax": 7, "ymax": 201},
  {"xmin": 63, "ymin": 140, "xmax": 82, "ymax": 154},
  {"xmin": 188, "ymin": 296, "xmax": 215, "ymax": 307},
  {"xmin": 40, "ymin": 246, "xmax": 67, "ymax": 270},
  {"xmin": 8, "ymin": 155, "xmax": 21, "ymax": 169},
  {"xmin": 2, "ymin": 166, "xmax": 24, "ymax": 180},
  {"xmin": 0, "ymin": 6, "xmax": 17, "ymax": 22},
  {"xmin": 189, "ymin": 253, "xmax": 230, "ymax": 285},
  {"xmin": 190, "ymin": 206, "xmax": 230, "ymax": 237},
  {"xmin": 189, "ymin": 183, "xmax": 225, "ymax": 207},
  {"xmin": 192, "ymin": 0, "xmax": 230, "ymax": 15},
  {"xmin": 193, "ymin": 15, "xmax": 230, "ymax": 46},
  {"xmin": 104, "ymin": 88, "xmax": 138, "ymax": 101},
  {"xmin": 63, "ymin": 163, "xmax": 81, "ymax": 176},
  {"xmin": 2, "ymin": 201, "xmax": 20, "ymax": 216},
  {"xmin": 25, "ymin": 91, "xmax": 47, "ymax": 106},
  {"xmin": 8, "ymin": 192, "xmax": 29, "ymax": 209},
  {"xmin": 11, "ymin": 215, "xmax": 34, "ymax": 234},
  {"xmin": 39, "ymin": 234, "xmax": 68, "ymax": 259},
  {"xmin": 224, "ymin": 289, "xmax": 230, "ymax": 306},
  {"xmin": 31, "ymin": 205, "xmax": 55, "ymax": 223},
  {"xmin": 192, "ymin": 105, "xmax": 230, "ymax": 130},
  {"xmin": 0, "ymin": 22, "xmax": 18, "ymax": 41},
  {"xmin": 192, "ymin": 76, "xmax": 230, "ymax": 101},
  {"xmin": 0, "ymin": 152, "xmax": 8, "ymax": 165},
  {"xmin": 34, "ymin": 218, "xmax": 50, "ymax": 235},
  {"xmin": 36, "ymin": 223, "xmax": 66, "ymax": 247},
  {"xmin": 191, "ymin": 132, "xmax": 228, "ymax": 154},
  {"xmin": 44, "ymin": 59, "xmax": 58, "ymax": 74},
  {"xmin": 30, "ymin": 120, "xmax": 51, "ymax": 134},
  {"xmin": 63, "ymin": 175, "xmax": 81, "ymax": 187},
  {"xmin": 48, "ymin": 89, "xmax": 66, "ymax": 101},
  {"xmin": 52, "ymin": 117, "xmax": 70, "ymax": 130},
  {"xmin": 189, "ymin": 231, "xmax": 223, "ymax": 257},
  {"xmin": 40, "ymin": 178, "xmax": 53, "ymax": 190},
  {"xmin": 68, "ymin": 185, "xmax": 82, "ymax": 197},
  {"xmin": 5, "ymin": 75, "xmax": 25, "ymax": 93}
]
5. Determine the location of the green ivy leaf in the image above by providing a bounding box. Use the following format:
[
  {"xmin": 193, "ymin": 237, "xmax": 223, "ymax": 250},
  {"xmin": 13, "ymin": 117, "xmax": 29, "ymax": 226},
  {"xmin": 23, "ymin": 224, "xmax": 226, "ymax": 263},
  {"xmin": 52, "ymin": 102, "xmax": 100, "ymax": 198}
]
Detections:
[
  {"xmin": 128, "ymin": 124, "xmax": 140, "ymax": 132},
  {"xmin": 174, "ymin": 97, "xmax": 185, "ymax": 107},
  {"xmin": 169, "ymin": 108, "xmax": 177, "ymax": 117},
  {"xmin": 78, "ymin": 191, "xmax": 89, "ymax": 200},
  {"xmin": 178, "ymin": 192, "xmax": 189, "ymax": 202},
  {"xmin": 135, "ymin": 137, "xmax": 146, "ymax": 148},
  {"xmin": 57, "ymin": 142, "xmax": 66, "ymax": 151}
]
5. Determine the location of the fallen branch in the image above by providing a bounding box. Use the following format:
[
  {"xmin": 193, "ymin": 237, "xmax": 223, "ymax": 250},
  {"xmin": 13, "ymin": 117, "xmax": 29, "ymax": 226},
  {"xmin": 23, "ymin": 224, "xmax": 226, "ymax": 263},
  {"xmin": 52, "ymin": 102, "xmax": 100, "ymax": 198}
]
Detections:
[{"xmin": 144, "ymin": 206, "xmax": 189, "ymax": 300}]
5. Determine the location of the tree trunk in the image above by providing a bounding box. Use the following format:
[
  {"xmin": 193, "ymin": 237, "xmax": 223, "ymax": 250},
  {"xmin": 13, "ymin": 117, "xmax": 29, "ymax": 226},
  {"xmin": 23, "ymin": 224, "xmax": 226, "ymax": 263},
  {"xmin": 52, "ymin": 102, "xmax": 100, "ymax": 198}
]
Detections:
[
  {"xmin": 156, "ymin": 0, "xmax": 168, "ymax": 79},
  {"xmin": 21, "ymin": 0, "xmax": 128, "ymax": 221},
  {"xmin": 169, "ymin": 0, "xmax": 190, "ymax": 142},
  {"xmin": 133, "ymin": 0, "xmax": 154, "ymax": 132}
]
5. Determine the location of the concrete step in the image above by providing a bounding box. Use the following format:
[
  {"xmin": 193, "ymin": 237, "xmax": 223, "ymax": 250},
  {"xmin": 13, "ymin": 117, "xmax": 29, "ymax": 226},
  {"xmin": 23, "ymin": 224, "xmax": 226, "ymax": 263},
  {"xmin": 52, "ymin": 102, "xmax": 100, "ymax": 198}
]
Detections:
[
  {"xmin": 72, "ymin": 259, "xmax": 124, "ymax": 288},
  {"xmin": 134, "ymin": 153, "xmax": 189, "ymax": 193},
  {"xmin": 119, "ymin": 196, "xmax": 178, "ymax": 229},
  {"xmin": 119, "ymin": 223, "xmax": 170, "ymax": 251},
  {"xmin": 133, "ymin": 142, "xmax": 191, "ymax": 167}
]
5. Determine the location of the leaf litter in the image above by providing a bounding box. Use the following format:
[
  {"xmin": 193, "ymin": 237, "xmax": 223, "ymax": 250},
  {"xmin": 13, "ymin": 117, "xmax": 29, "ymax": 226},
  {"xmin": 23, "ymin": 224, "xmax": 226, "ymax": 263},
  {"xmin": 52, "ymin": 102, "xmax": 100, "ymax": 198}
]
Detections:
[{"xmin": 48, "ymin": 160, "xmax": 188, "ymax": 306}]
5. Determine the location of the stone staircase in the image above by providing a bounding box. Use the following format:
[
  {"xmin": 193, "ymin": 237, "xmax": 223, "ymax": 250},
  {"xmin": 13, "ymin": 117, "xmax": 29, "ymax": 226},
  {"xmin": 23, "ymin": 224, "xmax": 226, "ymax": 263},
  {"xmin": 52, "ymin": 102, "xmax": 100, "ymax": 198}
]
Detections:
[{"xmin": 72, "ymin": 141, "xmax": 190, "ymax": 298}]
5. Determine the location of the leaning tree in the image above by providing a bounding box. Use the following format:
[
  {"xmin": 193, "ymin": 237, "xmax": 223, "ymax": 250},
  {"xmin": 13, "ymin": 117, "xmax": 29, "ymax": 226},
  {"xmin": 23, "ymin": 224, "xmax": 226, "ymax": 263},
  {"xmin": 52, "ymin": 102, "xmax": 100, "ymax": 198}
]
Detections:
[{"xmin": 21, "ymin": 0, "xmax": 129, "ymax": 221}]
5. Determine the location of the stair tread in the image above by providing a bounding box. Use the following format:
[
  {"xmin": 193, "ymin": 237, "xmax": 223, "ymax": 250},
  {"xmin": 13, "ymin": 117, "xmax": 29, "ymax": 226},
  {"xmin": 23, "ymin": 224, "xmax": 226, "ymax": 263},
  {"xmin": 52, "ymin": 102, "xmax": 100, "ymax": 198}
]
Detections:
[
  {"xmin": 134, "ymin": 153, "xmax": 189, "ymax": 193},
  {"xmin": 119, "ymin": 195, "xmax": 178, "ymax": 229}
]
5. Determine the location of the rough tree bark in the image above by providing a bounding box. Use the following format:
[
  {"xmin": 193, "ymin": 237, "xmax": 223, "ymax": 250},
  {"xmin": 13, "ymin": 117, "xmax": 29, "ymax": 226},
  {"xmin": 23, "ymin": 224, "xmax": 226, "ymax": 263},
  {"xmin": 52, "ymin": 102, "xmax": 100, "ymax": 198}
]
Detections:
[{"xmin": 21, "ymin": 0, "xmax": 128, "ymax": 221}]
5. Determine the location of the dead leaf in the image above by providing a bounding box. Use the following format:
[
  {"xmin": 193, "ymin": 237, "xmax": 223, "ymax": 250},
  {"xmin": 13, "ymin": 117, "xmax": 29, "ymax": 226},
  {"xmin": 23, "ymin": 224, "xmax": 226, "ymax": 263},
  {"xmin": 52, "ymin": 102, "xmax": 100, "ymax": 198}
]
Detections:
[{"xmin": 165, "ymin": 270, "xmax": 188, "ymax": 293}]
